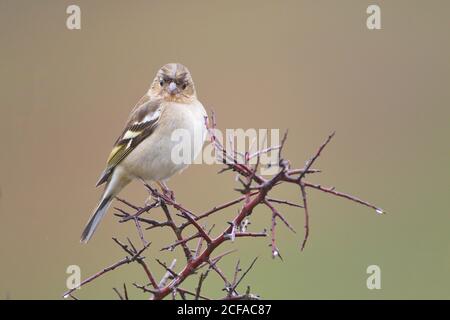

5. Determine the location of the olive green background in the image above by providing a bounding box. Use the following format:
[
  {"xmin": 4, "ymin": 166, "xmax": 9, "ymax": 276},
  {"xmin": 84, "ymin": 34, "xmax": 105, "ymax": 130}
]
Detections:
[{"xmin": 0, "ymin": 0, "xmax": 449, "ymax": 299}]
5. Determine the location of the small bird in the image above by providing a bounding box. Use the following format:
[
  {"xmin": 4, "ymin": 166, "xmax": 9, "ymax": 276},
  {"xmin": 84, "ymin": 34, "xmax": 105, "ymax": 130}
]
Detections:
[{"xmin": 80, "ymin": 63, "xmax": 207, "ymax": 243}]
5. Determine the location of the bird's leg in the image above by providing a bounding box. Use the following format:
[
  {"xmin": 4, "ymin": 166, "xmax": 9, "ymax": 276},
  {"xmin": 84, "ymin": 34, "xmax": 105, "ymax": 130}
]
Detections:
[
  {"xmin": 144, "ymin": 190, "xmax": 159, "ymax": 207},
  {"xmin": 157, "ymin": 180, "xmax": 175, "ymax": 201},
  {"xmin": 139, "ymin": 179, "xmax": 161, "ymax": 206}
]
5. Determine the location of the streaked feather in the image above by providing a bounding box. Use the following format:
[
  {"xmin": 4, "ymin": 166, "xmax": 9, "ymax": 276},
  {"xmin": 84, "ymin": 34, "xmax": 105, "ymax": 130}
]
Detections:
[{"xmin": 96, "ymin": 97, "xmax": 163, "ymax": 186}]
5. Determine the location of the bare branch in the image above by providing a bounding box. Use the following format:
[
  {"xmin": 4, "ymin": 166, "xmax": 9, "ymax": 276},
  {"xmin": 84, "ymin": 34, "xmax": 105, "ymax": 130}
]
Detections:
[
  {"xmin": 68, "ymin": 115, "xmax": 383, "ymax": 300},
  {"xmin": 297, "ymin": 132, "xmax": 335, "ymax": 182}
]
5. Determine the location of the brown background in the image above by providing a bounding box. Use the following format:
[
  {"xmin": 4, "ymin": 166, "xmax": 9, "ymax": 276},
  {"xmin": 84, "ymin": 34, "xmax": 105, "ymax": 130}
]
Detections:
[{"xmin": 0, "ymin": 0, "xmax": 449, "ymax": 299}]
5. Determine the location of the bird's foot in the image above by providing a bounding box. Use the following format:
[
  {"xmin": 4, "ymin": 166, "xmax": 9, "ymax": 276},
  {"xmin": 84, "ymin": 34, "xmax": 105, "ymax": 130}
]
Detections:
[
  {"xmin": 157, "ymin": 181, "xmax": 176, "ymax": 201},
  {"xmin": 144, "ymin": 195, "xmax": 159, "ymax": 207},
  {"xmin": 162, "ymin": 187, "xmax": 175, "ymax": 201}
]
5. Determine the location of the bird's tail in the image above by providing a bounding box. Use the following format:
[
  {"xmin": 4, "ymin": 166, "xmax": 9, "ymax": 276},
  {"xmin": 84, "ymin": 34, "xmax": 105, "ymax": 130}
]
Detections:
[
  {"xmin": 81, "ymin": 168, "xmax": 131, "ymax": 243},
  {"xmin": 80, "ymin": 194, "xmax": 113, "ymax": 243}
]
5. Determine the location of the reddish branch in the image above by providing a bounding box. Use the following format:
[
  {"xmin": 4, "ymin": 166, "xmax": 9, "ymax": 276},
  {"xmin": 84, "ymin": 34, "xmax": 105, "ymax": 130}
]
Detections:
[{"xmin": 64, "ymin": 113, "xmax": 384, "ymax": 300}]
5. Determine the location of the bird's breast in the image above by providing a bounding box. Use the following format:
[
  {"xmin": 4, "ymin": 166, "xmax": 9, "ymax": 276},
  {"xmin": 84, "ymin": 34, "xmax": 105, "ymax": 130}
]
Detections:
[{"xmin": 121, "ymin": 100, "xmax": 207, "ymax": 182}]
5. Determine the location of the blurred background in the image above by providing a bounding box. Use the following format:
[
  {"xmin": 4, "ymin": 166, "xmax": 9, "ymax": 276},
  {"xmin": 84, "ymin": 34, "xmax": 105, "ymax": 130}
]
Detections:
[{"xmin": 0, "ymin": 0, "xmax": 449, "ymax": 299}]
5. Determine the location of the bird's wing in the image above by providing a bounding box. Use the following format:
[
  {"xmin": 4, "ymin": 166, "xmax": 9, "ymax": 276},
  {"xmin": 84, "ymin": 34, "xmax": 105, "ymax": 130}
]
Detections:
[{"xmin": 96, "ymin": 96, "xmax": 164, "ymax": 186}]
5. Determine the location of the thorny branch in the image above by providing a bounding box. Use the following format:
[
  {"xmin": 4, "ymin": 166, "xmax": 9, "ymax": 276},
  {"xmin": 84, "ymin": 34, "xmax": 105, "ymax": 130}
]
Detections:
[{"xmin": 63, "ymin": 113, "xmax": 384, "ymax": 300}]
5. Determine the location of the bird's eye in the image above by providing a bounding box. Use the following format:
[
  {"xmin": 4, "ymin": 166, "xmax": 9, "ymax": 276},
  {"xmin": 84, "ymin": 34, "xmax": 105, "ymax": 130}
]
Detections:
[
  {"xmin": 159, "ymin": 79, "xmax": 164, "ymax": 86},
  {"xmin": 182, "ymin": 83, "xmax": 187, "ymax": 90}
]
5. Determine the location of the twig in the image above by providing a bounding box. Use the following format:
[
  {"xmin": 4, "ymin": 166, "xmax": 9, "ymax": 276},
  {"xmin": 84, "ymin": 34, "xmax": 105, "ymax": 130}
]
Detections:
[
  {"xmin": 299, "ymin": 182, "xmax": 310, "ymax": 251},
  {"xmin": 159, "ymin": 259, "xmax": 177, "ymax": 288},
  {"xmin": 123, "ymin": 283, "xmax": 129, "ymax": 300},
  {"xmin": 266, "ymin": 197, "xmax": 303, "ymax": 208},
  {"xmin": 297, "ymin": 132, "xmax": 335, "ymax": 182},
  {"xmin": 304, "ymin": 182, "xmax": 385, "ymax": 214},
  {"xmin": 113, "ymin": 287, "xmax": 124, "ymax": 300},
  {"xmin": 231, "ymin": 257, "xmax": 259, "ymax": 293},
  {"xmin": 62, "ymin": 240, "xmax": 150, "ymax": 297},
  {"xmin": 161, "ymin": 233, "xmax": 200, "ymax": 252},
  {"xmin": 195, "ymin": 270, "xmax": 209, "ymax": 300},
  {"xmin": 156, "ymin": 259, "xmax": 179, "ymax": 278}
]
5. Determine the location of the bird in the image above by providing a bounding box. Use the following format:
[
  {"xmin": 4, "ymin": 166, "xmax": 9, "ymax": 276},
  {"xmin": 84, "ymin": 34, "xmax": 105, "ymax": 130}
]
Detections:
[{"xmin": 80, "ymin": 63, "xmax": 207, "ymax": 243}]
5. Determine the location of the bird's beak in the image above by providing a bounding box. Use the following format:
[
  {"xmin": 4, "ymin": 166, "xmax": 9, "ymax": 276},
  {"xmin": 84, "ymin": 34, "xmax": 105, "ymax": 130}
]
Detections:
[{"xmin": 168, "ymin": 81, "xmax": 177, "ymax": 95}]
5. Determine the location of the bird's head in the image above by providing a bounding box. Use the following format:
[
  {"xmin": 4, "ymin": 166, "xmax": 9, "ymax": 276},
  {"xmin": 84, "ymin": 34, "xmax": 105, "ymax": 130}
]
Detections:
[{"xmin": 148, "ymin": 63, "xmax": 196, "ymax": 103}]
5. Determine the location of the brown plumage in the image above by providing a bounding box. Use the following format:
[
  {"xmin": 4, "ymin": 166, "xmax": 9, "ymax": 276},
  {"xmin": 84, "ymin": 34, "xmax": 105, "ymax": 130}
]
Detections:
[{"xmin": 81, "ymin": 63, "xmax": 207, "ymax": 243}]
